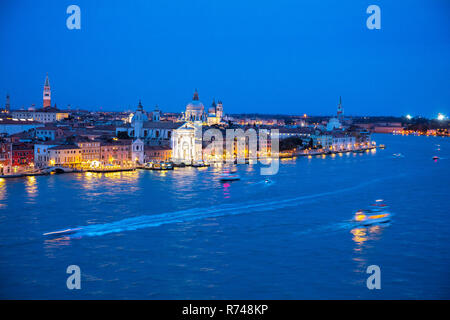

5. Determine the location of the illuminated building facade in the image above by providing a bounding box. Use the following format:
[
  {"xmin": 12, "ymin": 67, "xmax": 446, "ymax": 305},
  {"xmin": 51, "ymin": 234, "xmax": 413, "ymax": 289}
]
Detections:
[
  {"xmin": 0, "ymin": 141, "xmax": 12, "ymax": 175},
  {"xmin": 47, "ymin": 145, "xmax": 82, "ymax": 167},
  {"xmin": 12, "ymin": 143, "xmax": 34, "ymax": 167}
]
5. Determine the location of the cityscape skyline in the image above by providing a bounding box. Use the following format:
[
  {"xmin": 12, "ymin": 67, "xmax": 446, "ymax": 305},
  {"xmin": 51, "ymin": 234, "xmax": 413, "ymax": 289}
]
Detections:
[{"xmin": 1, "ymin": 0, "xmax": 449, "ymax": 117}]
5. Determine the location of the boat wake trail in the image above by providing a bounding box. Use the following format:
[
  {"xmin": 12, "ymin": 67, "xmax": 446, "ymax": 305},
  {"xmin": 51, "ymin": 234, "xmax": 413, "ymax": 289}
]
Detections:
[{"xmin": 44, "ymin": 175, "xmax": 402, "ymax": 239}]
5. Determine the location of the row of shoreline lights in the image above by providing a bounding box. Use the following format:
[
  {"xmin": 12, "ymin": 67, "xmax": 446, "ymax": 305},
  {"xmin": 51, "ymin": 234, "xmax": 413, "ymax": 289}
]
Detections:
[{"xmin": 405, "ymin": 113, "xmax": 447, "ymax": 121}]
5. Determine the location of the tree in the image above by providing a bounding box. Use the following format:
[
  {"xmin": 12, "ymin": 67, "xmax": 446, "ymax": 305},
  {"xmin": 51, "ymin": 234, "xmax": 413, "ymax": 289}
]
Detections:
[
  {"xmin": 117, "ymin": 131, "xmax": 131, "ymax": 139},
  {"xmin": 279, "ymin": 136, "xmax": 303, "ymax": 151}
]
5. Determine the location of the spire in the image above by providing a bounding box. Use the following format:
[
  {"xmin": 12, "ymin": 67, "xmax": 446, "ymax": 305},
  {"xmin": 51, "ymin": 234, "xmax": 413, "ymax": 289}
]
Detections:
[
  {"xmin": 45, "ymin": 73, "xmax": 50, "ymax": 87},
  {"xmin": 4, "ymin": 93, "xmax": 10, "ymax": 113},
  {"xmin": 193, "ymin": 89, "xmax": 199, "ymax": 101},
  {"xmin": 337, "ymin": 96, "xmax": 343, "ymax": 120},
  {"xmin": 138, "ymin": 99, "xmax": 143, "ymax": 111}
]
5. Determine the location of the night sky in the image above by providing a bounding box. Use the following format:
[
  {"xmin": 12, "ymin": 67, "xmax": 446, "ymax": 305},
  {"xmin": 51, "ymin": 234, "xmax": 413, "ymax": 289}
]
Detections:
[{"xmin": 0, "ymin": 0, "xmax": 449, "ymax": 117}]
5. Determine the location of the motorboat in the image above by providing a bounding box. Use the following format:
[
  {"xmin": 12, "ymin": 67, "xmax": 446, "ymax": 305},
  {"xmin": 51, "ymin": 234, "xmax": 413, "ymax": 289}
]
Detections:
[
  {"xmin": 433, "ymin": 156, "xmax": 439, "ymax": 160},
  {"xmin": 192, "ymin": 160, "xmax": 210, "ymax": 168},
  {"xmin": 43, "ymin": 227, "xmax": 82, "ymax": 237},
  {"xmin": 379, "ymin": 144, "xmax": 386, "ymax": 149},
  {"xmin": 143, "ymin": 162, "xmax": 155, "ymax": 170},
  {"xmin": 219, "ymin": 172, "xmax": 240, "ymax": 182},
  {"xmin": 353, "ymin": 209, "xmax": 391, "ymax": 226},
  {"xmin": 160, "ymin": 162, "xmax": 174, "ymax": 170},
  {"xmin": 353, "ymin": 200, "xmax": 391, "ymax": 226},
  {"xmin": 392, "ymin": 153, "xmax": 404, "ymax": 158},
  {"xmin": 144, "ymin": 161, "xmax": 174, "ymax": 170}
]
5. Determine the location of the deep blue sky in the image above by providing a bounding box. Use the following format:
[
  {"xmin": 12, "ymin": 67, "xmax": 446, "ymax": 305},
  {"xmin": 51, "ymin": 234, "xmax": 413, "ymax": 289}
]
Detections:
[{"xmin": 1, "ymin": 0, "xmax": 449, "ymax": 117}]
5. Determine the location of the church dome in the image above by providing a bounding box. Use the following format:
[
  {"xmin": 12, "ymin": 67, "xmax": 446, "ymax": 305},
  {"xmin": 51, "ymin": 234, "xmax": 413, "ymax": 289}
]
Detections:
[
  {"xmin": 131, "ymin": 100, "xmax": 148, "ymax": 123},
  {"xmin": 185, "ymin": 89, "xmax": 204, "ymax": 112},
  {"xmin": 186, "ymin": 101, "xmax": 204, "ymax": 112}
]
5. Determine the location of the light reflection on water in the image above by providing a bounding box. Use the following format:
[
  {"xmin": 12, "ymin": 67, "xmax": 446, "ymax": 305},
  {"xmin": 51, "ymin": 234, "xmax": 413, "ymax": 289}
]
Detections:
[
  {"xmin": 0, "ymin": 178, "xmax": 6, "ymax": 209},
  {"xmin": 25, "ymin": 176, "xmax": 38, "ymax": 203}
]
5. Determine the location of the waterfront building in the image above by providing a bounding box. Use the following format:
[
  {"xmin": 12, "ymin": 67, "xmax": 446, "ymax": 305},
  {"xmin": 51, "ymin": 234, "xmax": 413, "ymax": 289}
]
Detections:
[
  {"xmin": 315, "ymin": 134, "xmax": 333, "ymax": 149},
  {"xmin": 313, "ymin": 131, "xmax": 356, "ymax": 151},
  {"xmin": 47, "ymin": 145, "xmax": 82, "ymax": 167},
  {"xmin": 11, "ymin": 143, "xmax": 34, "ymax": 167},
  {"xmin": 172, "ymin": 122, "xmax": 203, "ymax": 164},
  {"xmin": 0, "ymin": 141, "xmax": 12, "ymax": 175},
  {"xmin": 100, "ymin": 140, "xmax": 132, "ymax": 167},
  {"xmin": 75, "ymin": 139, "xmax": 101, "ymax": 163},
  {"xmin": 144, "ymin": 145, "xmax": 172, "ymax": 162},
  {"xmin": 171, "ymin": 91, "xmax": 227, "ymax": 164},
  {"xmin": 34, "ymin": 141, "xmax": 58, "ymax": 168},
  {"xmin": 132, "ymin": 138, "xmax": 144, "ymax": 164},
  {"xmin": 331, "ymin": 132, "xmax": 356, "ymax": 151}
]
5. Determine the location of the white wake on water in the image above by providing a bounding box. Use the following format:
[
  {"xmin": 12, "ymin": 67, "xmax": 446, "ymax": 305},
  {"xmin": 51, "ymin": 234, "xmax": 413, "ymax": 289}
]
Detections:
[{"xmin": 45, "ymin": 175, "xmax": 401, "ymax": 238}]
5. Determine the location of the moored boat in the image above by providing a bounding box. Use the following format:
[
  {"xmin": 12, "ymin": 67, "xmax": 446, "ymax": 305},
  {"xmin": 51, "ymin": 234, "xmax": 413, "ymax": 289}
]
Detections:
[{"xmin": 219, "ymin": 172, "xmax": 240, "ymax": 182}]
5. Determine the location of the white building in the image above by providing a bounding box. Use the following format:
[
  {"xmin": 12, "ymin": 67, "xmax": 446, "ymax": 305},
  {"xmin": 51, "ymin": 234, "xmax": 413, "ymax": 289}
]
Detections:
[
  {"xmin": 326, "ymin": 117, "xmax": 342, "ymax": 131},
  {"xmin": 116, "ymin": 101, "xmax": 182, "ymax": 146},
  {"xmin": 131, "ymin": 138, "xmax": 144, "ymax": 164},
  {"xmin": 0, "ymin": 119, "xmax": 44, "ymax": 136},
  {"xmin": 331, "ymin": 133, "xmax": 356, "ymax": 151},
  {"xmin": 172, "ymin": 122, "xmax": 203, "ymax": 164},
  {"xmin": 34, "ymin": 142, "xmax": 58, "ymax": 168},
  {"xmin": 36, "ymin": 126, "xmax": 64, "ymax": 141},
  {"xmin": 11, "ymin": 107, "xmax": 70, "ymax": 123},
  {"xmin": 207, "ymin": 99, "xmax": 224, "ymax": 125}
]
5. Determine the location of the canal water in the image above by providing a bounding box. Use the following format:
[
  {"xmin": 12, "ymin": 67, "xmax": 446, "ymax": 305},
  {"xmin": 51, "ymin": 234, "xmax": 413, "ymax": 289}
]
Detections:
[{"xmin": 0, "ymin": 134, "xmax": 449, "ymax": 299}]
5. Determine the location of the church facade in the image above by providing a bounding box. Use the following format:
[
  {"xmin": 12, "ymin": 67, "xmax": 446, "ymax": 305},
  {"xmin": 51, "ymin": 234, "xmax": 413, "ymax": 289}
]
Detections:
[
  {"xmin": 116, "ymin": 101, "xmax": 183, "ymax": 151},
  {"xmin": 117, "ymin": 90, "xmax": 225, "ymax": 165},
  {"xmin": 173, "ymin": 90, "xmax": 225, "ymax": 164}
]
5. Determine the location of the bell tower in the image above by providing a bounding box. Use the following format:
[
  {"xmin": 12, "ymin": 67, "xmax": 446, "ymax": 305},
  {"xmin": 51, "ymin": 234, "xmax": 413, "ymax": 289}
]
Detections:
[
  {"xmin": 43, "ymin": 73, "xmax": 51, "ymax": 108},
  {"xmin": 337, "ymin": 96, "xmax": 344, "ymax": 121}
]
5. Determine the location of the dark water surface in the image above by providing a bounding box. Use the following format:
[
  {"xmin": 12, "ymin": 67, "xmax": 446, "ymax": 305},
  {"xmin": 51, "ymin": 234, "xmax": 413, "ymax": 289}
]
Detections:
[{"xmin": 0, "ymin": 134, "xmax": 449, "ymax": 299}]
